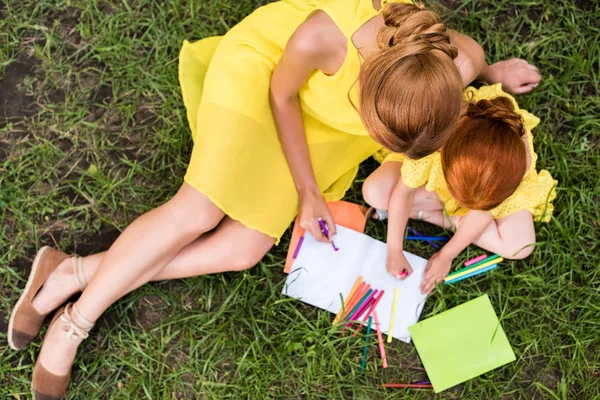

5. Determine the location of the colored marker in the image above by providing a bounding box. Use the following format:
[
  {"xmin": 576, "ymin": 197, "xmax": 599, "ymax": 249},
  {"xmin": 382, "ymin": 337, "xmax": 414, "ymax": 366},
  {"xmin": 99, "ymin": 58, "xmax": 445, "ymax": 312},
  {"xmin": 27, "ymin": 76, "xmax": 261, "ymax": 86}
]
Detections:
[
  {"xmin": 333, "ymin": 276, "xmax": 362, "ymax": 325},
  {"xmin": 344, "ymin": 289, "xmax": 373, "ymax": 322},
  {"xmin": 348, "ymin": 290, "xmax": 378, "ymax": 323},
  {"xmin": 464, "ymin": 253, "xmax": 488, "ymax": 267},
  {"xmin": 351, "ymin": 290, "xmax": 385, "ymax": 336},
  {"xmin": 408, "ymin": 227, "xmax": 440, "ymax": 250},
  {"xmin": 317, "ymin": 218, "xmax": 339, "ymax": 251},
  {"xmin": 292, "ymin": 236, "xmax": 304, "ymax": 259},
  {"xmin": 342, "ymin": 284, "xmax": 370, "ymax": 321},
  {"xmin": 406, "ymin": 236, "xmax": 450, "ymax": 241},
  {"xmin": 382, "ymin": 383, "xmax": 433, "ymax": 389},
  {"xmin": 360, "ymin": 316, "xmax": 373, "ymax": 372},
  {"xmin": 445, "ymin": 256, "xmax": 503, "ymax": 281},
  {"xmin": 373, "ymin": 311, "xmax": 388, "ymax": 368},
  {"xmin": 387, "ymin": 288, "xmax": 399, "ymax": 343},
  {"xmin": 445, "ymin": 264, "xmax": 498, "ymax": 284}
]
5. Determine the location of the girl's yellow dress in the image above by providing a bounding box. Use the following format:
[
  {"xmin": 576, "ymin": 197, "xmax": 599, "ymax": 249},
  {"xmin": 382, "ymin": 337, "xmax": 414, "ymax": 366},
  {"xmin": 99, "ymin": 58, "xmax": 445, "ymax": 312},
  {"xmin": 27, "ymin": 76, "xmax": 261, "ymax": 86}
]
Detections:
[
  {"xmin": 179, "ymin": 0, "xmax": 405, "ymax": 243},
  {"xmin": 377, "ymin": 84, "xmax": 557, "ymax": 222}
]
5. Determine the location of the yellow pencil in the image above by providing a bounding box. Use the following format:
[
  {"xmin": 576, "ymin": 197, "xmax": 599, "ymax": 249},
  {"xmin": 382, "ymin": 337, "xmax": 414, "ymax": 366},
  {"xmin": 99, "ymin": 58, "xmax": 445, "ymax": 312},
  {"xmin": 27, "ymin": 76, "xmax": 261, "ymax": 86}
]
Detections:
[
  {"xmin": 386, "ymin": 288, "xmax": 399, "ymax": 343},
  {"xmin": 444, "ymin": 258, "xmax": 503, "ymax": 282},
  {"xmin": 333, "ymin": 276, "xmax": 363, "ymax": 325}
]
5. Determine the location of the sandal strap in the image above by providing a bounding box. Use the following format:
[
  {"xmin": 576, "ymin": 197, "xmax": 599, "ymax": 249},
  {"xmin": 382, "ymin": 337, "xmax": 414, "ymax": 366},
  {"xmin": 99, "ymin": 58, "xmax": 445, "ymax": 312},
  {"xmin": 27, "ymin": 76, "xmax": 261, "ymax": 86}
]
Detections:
[
  {"xmin": 59, "ymin": 303, "xmax": 93, "ymax": 340},
  {"xmin": 71, "ymin": 257, "xmax": 87, "ymax": 291}
]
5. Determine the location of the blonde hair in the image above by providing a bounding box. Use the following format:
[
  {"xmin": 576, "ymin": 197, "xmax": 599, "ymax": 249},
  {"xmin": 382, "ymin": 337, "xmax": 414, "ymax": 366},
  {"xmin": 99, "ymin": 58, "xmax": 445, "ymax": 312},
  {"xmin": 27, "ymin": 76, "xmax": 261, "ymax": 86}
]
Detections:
[{"xmin": 358, "ymin": 2, "xmax": 463, "ymax": 159}]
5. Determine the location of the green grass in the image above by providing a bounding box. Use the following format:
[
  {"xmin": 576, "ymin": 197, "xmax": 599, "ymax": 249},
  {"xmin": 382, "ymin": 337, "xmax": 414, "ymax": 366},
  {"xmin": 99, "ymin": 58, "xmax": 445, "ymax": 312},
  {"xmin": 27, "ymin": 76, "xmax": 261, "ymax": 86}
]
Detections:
[{"xmin": 1, "ymin": 0, "xmax": 599, "ymax": 398}]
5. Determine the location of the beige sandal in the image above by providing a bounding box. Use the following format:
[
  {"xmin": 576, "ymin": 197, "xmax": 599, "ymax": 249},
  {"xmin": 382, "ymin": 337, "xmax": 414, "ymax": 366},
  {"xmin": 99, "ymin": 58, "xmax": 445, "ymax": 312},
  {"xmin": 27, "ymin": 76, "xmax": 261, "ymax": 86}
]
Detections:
[
  {"xmin": 32, "ymin": 303, "xmax": 94, "ymax": 400},
  {"xmin": 8, "ymin": 247, "xmax": 88, "ymax": 351}
]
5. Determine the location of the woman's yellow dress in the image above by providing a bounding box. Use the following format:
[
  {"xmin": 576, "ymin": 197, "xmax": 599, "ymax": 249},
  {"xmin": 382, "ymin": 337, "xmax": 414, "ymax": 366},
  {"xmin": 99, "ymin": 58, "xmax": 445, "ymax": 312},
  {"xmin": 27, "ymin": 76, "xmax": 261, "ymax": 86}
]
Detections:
[
  {"xmin": 179, "ymin": 0, "xmax": 406, "ymax": 243},
  {"xmin": 377, "ymin": 84, "xmax": 557, "ymax": 222}
]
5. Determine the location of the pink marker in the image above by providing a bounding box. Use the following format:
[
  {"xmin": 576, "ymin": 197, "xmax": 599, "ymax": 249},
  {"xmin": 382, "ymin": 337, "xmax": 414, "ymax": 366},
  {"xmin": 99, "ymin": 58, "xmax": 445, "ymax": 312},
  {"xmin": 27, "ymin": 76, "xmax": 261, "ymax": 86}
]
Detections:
[{"xmin": 464, "ymin": 254, "xmax": 488, "ymax": 267}]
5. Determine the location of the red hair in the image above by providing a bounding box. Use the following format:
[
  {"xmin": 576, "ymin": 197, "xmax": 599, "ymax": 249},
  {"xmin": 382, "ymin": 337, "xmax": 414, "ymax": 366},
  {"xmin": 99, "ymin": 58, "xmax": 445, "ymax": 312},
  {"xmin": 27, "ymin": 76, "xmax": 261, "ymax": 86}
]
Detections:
[{"xmin": 441, "ymin": 96, "xmax": 527, "ymax": 211}]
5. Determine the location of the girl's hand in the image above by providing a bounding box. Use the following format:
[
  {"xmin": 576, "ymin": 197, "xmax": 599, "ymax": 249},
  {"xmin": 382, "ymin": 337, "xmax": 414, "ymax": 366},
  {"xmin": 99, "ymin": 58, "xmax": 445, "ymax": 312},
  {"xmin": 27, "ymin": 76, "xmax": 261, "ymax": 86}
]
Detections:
[
  {"xmin": 386, "ymin": 250, "xmax": 413, "ymax": 280},
  {"xmin": 298, "ymin": 191, "xmax": 336, "ymax": 243},
  {"xmin": 420, "ymin": 252, "xmax": 454, "ymax": 294}
]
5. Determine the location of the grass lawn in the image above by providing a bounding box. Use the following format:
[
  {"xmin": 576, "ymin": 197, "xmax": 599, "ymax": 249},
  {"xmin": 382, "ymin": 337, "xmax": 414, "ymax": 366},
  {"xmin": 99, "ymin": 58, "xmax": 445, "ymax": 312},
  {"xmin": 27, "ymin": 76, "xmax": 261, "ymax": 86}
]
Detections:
[{"xmin": 1, "ymin": 0, "xmax": 598, "ymax": 398}]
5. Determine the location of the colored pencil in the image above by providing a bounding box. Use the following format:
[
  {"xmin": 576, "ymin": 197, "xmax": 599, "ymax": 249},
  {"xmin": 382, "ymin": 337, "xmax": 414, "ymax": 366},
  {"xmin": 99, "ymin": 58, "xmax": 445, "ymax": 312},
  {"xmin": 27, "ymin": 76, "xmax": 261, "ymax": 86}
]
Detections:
[
  {"xmin": 332, "ymin": 277, "xmax": 362, "ymax": 324},
  {"xmin": 464, "ymin": 253, "xmax": 487, "ymax": 266},
  {"xmin": 344, "ymin": 289, "xmax": 373, "ymax": 322},
  {"xmin": 373, "ymin": 311, "xmax": 388, "ymax": 368},
  {"xmin": 405, "ymin": 236, "xmax": 450, "ymax": 241},
  {"xmin": 351, "ymin": 290, "xmax": 385, "ymax": 336},
  {"xmin": 342, "ymin": 284, "xmax": 370, "ymax": 321},
  {"xmin": 386, "ymin": 288, "xmax": 399, "ymax": 343},
  {"xmin": 445, "ymin": 257, "xmax": 503, "ymax": 282},
  {"xmin": 360, "ymin": 316, "xmax": 373, "ymax": 372},
  {"xmin": 445, "ymin": 264, "xmax": 499, "ymax": 284},
  {"xmin": 447, "ymin": 254, "xmax": 501, "ymax": 279},
  {"xmin": 408, "ymin": 227, "xmax": 440, "ymax": 250},
  {"xmin": 348, "ymin": 290, "xmax": 378, "ymax": 323},
  {"xmin": 382, "ymin": 383, "xmax": 433, "ymax": 389}
]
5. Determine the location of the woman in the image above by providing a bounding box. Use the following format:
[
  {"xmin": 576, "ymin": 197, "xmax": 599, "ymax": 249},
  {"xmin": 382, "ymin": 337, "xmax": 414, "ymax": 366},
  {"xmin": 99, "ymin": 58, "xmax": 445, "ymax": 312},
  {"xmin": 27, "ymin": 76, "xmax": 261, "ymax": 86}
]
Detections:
[{"xmin": 7, "ymin": 1, "xmax": 541, "ymax": 398}]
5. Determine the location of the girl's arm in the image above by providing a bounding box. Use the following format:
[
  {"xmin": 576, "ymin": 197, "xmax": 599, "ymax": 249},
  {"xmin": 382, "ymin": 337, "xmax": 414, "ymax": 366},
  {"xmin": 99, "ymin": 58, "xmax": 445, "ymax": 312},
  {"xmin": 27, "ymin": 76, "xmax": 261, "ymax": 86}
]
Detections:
[
  {"xmin": 449, "ymin": 30, "xmax": 542, "ymax": 94},
  {"xmin": 270, "ymin": 12, "xmax": 346, "ymax": 241},
  {"xmin": 386, "ymin": 179, "xmax": 418, "ymax": 278},
  {"xmin": 420, "ymin": 210, "xmax": 494, "ymax": 294}
]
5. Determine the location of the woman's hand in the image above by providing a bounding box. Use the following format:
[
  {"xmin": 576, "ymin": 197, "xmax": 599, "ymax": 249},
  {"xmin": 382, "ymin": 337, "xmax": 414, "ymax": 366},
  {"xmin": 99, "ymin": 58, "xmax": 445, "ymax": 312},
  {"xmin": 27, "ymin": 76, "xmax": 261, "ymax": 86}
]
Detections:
[
  {"xmin": 386, "ymin": 250, "xmax": 413, "ymax": 280},
  {"xmin": 420, "ymin": 251, "xmax": 454, "ymax": 294},
  {"xmin": 487, "ymin": 59, "xmax": 541, "ymax": 94},
  {"xmin": 298, "ymin": 191, "xmax": 336, "ymax": 243}
]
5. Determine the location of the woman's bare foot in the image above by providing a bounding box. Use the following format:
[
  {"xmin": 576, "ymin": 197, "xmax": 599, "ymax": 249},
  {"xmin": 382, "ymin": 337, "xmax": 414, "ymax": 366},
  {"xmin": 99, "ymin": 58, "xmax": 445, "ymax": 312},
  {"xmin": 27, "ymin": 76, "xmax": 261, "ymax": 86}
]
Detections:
[
  {"xmin": 486, "ymin": 58, "xmax": 542, "ymax": 94},
  {"xmin": 31, "ymin": 258, "xmax": 81, "ymax": 316}
]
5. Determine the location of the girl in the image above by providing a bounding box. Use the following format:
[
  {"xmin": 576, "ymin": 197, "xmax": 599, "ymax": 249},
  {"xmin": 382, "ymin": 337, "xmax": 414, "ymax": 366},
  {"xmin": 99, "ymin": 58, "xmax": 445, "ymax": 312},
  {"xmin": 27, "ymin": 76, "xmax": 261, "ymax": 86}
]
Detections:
[
  {"xmin": 363, "ymin": 84, "xmax": 557, "ymax": 294},
  {"xmin": 8, "ymin": 1, "xmax": 541, "ymax": 398}
]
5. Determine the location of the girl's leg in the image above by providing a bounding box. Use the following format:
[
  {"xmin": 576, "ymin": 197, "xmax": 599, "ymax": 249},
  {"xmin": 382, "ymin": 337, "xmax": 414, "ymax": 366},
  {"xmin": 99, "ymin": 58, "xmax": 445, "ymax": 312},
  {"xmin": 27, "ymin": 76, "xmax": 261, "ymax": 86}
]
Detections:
[
  {"xmin": 35, "ymin": 183, "xmax": 274, "ymax": 379},
  {"xmin": 362, "ymin": 163, "xmax": 536, "ymax": 259},
  {"xmin": 416, "ymin": 209, "xmax": 536, "ymax": 260}
]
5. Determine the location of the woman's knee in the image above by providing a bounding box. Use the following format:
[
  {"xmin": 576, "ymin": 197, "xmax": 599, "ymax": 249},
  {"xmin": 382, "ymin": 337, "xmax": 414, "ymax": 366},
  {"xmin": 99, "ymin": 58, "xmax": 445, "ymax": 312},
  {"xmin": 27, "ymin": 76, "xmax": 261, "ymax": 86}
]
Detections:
[
  {"xmin": 228, "ymin": 246, "xmax": 271, "ymax": 271},
  {"xmin": 167, "ymin": 183, "xmax": 224, "ymax": 234}
]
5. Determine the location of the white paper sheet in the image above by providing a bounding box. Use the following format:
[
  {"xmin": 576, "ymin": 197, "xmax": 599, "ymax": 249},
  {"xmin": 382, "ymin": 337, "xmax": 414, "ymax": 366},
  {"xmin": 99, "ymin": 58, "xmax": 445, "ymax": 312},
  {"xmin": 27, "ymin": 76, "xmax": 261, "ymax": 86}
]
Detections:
[{"xmin": 282, "ymin": 226, "xmax": 428, "ymax": 343}]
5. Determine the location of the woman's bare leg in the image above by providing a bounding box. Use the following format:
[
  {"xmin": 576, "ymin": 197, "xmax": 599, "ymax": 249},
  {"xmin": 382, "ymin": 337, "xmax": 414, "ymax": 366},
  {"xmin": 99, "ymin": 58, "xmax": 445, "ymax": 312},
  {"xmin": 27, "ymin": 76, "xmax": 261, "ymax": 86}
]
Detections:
[
  {"xmin": 363, "ymin": 162, "xmax": 536, "ymax": 260},
  {"xmin": 31, "ymin": 217, "xmax": 276, "ymax": 315},
  {"xmin": 34, "ymin": 183, "xmax": 274, "ymax": 379}
]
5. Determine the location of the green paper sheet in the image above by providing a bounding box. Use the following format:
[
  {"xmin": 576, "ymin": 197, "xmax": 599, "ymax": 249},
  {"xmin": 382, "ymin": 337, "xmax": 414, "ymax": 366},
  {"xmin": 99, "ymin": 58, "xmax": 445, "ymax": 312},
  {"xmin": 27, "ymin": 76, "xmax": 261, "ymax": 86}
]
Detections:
[{"xmin": 408, "ymin": 295, "xmax": 516, "ymax": 393}]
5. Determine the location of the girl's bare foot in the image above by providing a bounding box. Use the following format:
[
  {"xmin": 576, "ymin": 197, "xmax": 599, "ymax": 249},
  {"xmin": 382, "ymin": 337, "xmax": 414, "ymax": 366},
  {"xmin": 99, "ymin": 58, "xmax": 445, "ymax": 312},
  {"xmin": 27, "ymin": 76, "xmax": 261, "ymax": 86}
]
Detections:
[
  {"xmin": 487, "ymin": 58, "xmax": 542, "ymax": 94},
  {"xmin": 31, "ymin": 258, "xmax": 82, "ymax": 316}
]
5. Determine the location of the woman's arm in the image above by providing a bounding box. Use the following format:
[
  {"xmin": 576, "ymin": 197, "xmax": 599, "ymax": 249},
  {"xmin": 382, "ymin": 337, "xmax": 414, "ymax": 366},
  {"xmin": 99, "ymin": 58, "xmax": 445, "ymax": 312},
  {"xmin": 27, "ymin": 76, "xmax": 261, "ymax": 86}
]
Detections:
[
  {"xmin": 420, "ymin": 210, "xmax": 494, "ymax": 293},
  {"xmin": 270, "ymin": 12, "xmax": 346, "ymax": 241},
  {"xmin": 449, "ymin": 30, "xmax": 542, "ymax": 94},
  {"xmin": 386, "ymin": 179, "xmax": 418, "ymax": 278}
]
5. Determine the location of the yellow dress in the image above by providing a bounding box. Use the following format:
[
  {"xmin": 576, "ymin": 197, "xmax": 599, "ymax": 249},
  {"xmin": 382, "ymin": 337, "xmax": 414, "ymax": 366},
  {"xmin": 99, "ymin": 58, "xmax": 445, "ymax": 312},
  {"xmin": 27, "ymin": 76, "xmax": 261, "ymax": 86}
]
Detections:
[
  {"xmin": 179, "ymin": 0, "xmax": 408, "ymax": 243},
  {"xmin": 379, "ymin": 84, "xmax": 557, "ymax": 222}
]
